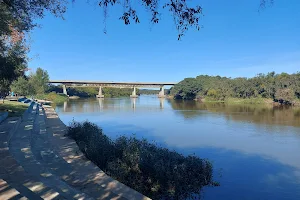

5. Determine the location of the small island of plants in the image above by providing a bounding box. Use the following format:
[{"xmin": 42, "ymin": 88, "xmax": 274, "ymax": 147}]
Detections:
[{"xmin": 67, "ymin": 121, "xmax": 218, "ymax": 200}]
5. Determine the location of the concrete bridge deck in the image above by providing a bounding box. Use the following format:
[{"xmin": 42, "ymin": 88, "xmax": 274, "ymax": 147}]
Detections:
[
  {"xmin": 49, "ymin": 80, "xmax": 176, "ymax": 86},
  {"xmin": 49, "ymin": 80, "xmax": 177, "ymax": 98}
]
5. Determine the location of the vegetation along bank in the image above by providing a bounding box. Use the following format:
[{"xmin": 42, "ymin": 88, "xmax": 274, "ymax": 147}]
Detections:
[
  {"xmin": 67, "ymin": 121, "xmax": 218, "ymax": 199},
  {"xmin": 170, "ymin": 72, "xmax": 300, "ymax": 105}
]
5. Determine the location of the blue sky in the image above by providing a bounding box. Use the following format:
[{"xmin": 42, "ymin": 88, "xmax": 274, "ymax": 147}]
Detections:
[{"xmin": 28, "ymin": 0, "xmax": 300, "ymax": 82}]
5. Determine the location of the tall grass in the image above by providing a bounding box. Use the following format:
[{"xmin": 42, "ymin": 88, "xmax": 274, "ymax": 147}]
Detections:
[
  {"xmin": 35, "ymin": 92, "xmax": 68, "ymax": 104},
  {"xmin": 66, "ymin": 121, "xmax": 217, "ymax": 199}
]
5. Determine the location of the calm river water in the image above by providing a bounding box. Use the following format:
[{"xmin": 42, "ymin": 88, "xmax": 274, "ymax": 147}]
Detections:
[{"xmin": 56, "ymin": 96, "xmax": 300, "ymax": 200}]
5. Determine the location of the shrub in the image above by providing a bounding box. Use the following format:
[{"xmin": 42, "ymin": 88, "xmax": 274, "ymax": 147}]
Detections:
[
  {"xmin": 67, "ymin": 121, "xmax": 217, "ymax": 199},
  {"xmin": 275, "ymin": 88, "xmax": 295, "ymax": 105}
]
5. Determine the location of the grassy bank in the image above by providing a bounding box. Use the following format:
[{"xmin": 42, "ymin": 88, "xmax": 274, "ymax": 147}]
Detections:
[
  {"xmin": 67, "ymin": 121, "xmax": 217, "ymax": 199},
  {"xmin": 35, "ymin": 92, "xmax": 68, "ymax": 104},
  {"xmin": 0, "ymin": 100, "xmax": 29, "ymax": 117},
  {"xmin": 225, "ymin": 97, "xmax": 273, "ymax": 105},
  {"xmin": 201, "ymin": 97, "xmax": 273, "ymax": 105}
]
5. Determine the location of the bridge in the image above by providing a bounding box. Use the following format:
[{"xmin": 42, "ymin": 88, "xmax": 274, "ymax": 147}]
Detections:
[{"xmin": 49, "ymin": 80, "xmax": 177, "ymax": 98}]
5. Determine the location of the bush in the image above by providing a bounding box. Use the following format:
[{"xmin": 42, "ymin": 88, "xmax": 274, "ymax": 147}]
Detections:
[
  {"xmin": 66, "ymin": 121, "xmax": 217, "ymax": 199},
  {"xmin": 275, "ymin": 88, "xmax": 295, "ymax": 105}
]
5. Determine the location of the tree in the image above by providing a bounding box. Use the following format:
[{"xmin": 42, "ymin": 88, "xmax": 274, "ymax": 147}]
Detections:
[
  {"xmin": 29, "ymin": 68, "xmax": 50, "ymax": 94},
  {"xmin": 275, "ymin": 88, "xmax": 295, "ymax": 105},
  {"xmin": 98, "ymin": 0, "xmax": 202, "ymax": 40},
  {"xmin": 1, "ymin": 0, "xmax": 67, "ymax": 33},
  {"xmin": 97, "ymin": 0, "xmax": 273, "ymax": 39},
  {"xmin": 10, "ymin": 76, "xmax": 32, "ymax": 96},
  {"xmin": 171, "ymin": 78, "xmax": 200, "ymax": 100}
]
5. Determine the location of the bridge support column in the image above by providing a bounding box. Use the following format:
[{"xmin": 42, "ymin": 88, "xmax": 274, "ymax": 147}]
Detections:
[
  {"xmin": 96, "ymin": 86, "xmax": 104, "ymax": 98},
  {"xmin": 130, "ymin": 86, "xmax": 138, "ymax": 98},
  {"xmin": 62, "ymin": 85, "xmax": 68, "ymax": 96},
  {"xmin": 158, "ymin": 86, "xmax": 166, "ymax": 98}
]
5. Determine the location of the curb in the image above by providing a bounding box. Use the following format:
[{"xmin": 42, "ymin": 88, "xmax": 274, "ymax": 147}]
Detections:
[{"xmin": 43, "ymin": 105, "xmax": 151, "ymax": 200}]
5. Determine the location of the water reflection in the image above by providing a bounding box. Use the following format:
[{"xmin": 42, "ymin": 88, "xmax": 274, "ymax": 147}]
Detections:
[
  {"xmin": 159, "ymin": 98, "xmax": 165, "ymax": 109},
  {"xmin": 55, "ymin": 96, "xmax": 300, "ymax": 200},
  {"xmin": 131, "ymin": 97, "xmax": 136, "ymax": 110},
  {"xmin": 98, "ymin": 98, "xmax": 103, "ymax": 110},
  {"xmin": 170, "ymin": 100, "xmax": 300, "ymax": 127}
]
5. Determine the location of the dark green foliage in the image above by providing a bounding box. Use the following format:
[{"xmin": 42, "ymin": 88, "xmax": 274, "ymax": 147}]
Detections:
[
  {"xmin": 138, "ymin": 89, "xmax": 159, "ymax": 95},
  {"xmin": 275, "ymin": 88, "xmax": 295, "ymax": 105},
  {"xmin": 0, "ymin": 42, "xmax": 27, "ymax": 97},
  {"xmin": 171, "ymin": 78, "xmax": 201, "ymax": 100},
  {"xmin": 1, "ymin": 0, "xmax": 67, "ymax": 33},
  {"xmin": 102, "ymin": 87, "xmax": 135, "ymax": 97},
  {"xmin": 10, "ymin": 76, "xmax": 32, "ymax": 96},
  {"xmin": 10, "ymin": 68, "xmax": 50, "ymax": 96},
  {"xmin": 67, "ymin": 121, "xmax": 216, "ymax": 199},
  {"xmin": 98, "ymin": 0, "xmax": 203, "ymax": 40},
  {"xmin": 170, "ymin": 72, "xmax": 300, "ymax": 105},
  {"xmin": 1, "ymin": 0, "xmax": 63, "ymax": 97},
  {"xmin": 49, "ymin": 86, "xmax": 137, "ymax": 98}
]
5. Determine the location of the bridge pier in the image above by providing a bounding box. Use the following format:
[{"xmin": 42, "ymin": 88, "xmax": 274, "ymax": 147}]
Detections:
[
  {"xmin": 96, "ymin": 86, "xmax": 104, "ymax": 98},
  {"xmin": 158, "ymin": 86, "xmax": 166, "ymax": 98},
  {"xmin": 130, "ymin": 86, "xmax": 138, "ymax": 98},
  {"xmin": 62, "ymin": 85, "xmax": 68, "ymax": 96}
]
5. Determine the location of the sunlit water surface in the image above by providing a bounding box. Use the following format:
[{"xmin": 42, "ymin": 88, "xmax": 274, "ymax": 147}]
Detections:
[{"xmin": 56, "ymin": 96, "xmax": 300, "ymax": 200}]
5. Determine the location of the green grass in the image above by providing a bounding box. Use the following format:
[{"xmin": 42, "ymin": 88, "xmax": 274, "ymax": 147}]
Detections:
[
  {"xmin": 225, "ymin": 97, "xmax": 273, "ymax": 105},
  {"xmin": 0, "ymin": 100, "xmax": 29, "ymax": 117},
  {"xmin": 35, "ymin": 92, "xmax": 68, "ymax": 104}
]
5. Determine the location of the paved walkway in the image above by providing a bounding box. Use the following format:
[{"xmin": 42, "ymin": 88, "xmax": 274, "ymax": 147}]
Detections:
[{"xmin": 0, "ymin": 103, "xmax": 150, "ymax": 200}]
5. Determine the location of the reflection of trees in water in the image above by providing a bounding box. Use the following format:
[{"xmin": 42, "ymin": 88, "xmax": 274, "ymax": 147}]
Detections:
[
  {"xmin": 62, "ymin": 98, "xmax": 166, "ymax": 112},
  {"xmin": 169, "ymin": 100, "xmax": 300, "ymax": 127}
]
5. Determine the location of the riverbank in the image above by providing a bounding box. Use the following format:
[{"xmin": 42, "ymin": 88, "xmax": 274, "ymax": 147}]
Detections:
[
  {"xmin": 43, "ymin": 105, "xmax": 151, "ymax": 199},
  {"xmin": 1, "ymin": 101, "xmax": 150, "ymax": 199},
  {"xmin": 200, "ymin": 97, "xmax": 273, "ymax": 105},
  {"xmin": 35, "ymin": 92, "xmax": 68, "ymax": 104},
  {"xmin": 0, "ymin": 100, "xmax": 29, "ymax": 117},
  {"xmin": 197, "ymin": 97, "xmax": 300, "ymax": 106}
]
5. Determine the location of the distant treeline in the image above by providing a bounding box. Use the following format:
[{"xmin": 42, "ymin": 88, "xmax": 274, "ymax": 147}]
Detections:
[
  {"xmin": 170, "ymin": 72, "xmax": 300, "ymax": 105},
  {"xmin": 49, "ymin": 86, "xmax": 171, "ymax": 97},
  {"xmin": 49, "ymin": 86, "xmax": 137, "ymax": 98},
  {"xmin": 138, "ymin": 89, "xmax": 170, "ymax": 95}
]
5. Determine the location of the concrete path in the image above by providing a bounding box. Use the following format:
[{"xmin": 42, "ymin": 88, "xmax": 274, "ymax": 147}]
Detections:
[{"xmin": 0, "ymin": 102, "xmax": 150, "ymax": 200}]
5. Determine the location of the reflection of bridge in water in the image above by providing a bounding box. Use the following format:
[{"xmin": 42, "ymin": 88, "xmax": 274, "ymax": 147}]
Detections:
[
  {"xmin": 49, "ymin": 80, "xmax": 176, "ymax": 98},
  {"xmin": 62, "ymin": 98, "xmax": 165, "ymax": 112}
]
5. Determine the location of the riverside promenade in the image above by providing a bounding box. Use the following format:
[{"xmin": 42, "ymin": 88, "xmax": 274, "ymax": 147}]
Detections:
[{"xmin": 0, "ymin": 102, "xmax": 150, "ymax": 200}]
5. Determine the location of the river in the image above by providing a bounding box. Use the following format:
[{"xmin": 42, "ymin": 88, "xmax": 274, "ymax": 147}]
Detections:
[{"xmin": 55, "ymin": 96, "xmax": 300, "ymax": 200}]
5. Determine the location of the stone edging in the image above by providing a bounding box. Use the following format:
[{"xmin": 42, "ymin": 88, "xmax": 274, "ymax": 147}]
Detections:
[{"xmin": 43, "ymin": 105, "xmax": 151, "ymax": 200}]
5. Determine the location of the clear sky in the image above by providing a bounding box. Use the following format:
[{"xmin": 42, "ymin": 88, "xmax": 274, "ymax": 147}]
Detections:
[{"xmin": 28, "ymin": 0, "xmax": 300, "ymax": 82}]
